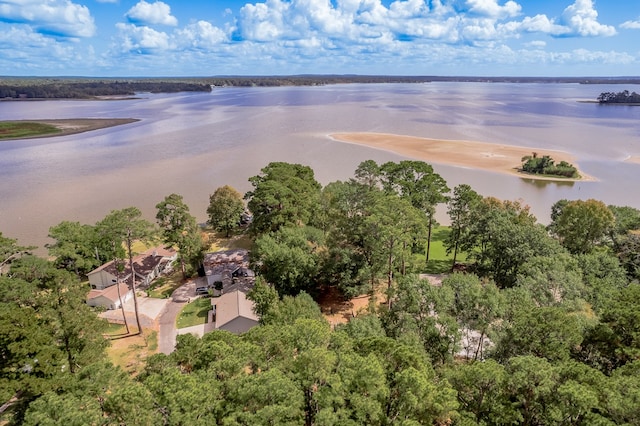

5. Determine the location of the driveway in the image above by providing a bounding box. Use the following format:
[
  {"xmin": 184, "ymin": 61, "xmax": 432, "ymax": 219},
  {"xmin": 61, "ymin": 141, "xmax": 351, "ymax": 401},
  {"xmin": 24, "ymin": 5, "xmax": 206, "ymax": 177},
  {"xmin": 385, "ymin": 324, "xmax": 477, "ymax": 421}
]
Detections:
[
  {"xmin": 157, "ymin": 277, "xmax": 208, "ymax": 354},
  {"xmin": 100, "ymin": 294, "xmax": 169, "ymax": 329}
]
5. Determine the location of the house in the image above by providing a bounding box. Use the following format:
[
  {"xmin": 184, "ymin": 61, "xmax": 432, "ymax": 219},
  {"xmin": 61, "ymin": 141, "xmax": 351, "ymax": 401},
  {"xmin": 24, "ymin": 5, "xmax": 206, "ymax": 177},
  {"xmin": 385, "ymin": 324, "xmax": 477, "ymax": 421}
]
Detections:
[
  {"xmin": 211, "ymin": 290, "xmax": 259, "ymax": 334},
  {"xmin": 86, "ymin": 283, "xmax": 132, "ymax": 310},
  {"xmin": 88, "ymin": 246, "xmax": 177, "ymax": 290},
  {"xmin": 202, "ymin": 249, "xmax": 253, "ymax": 288}
]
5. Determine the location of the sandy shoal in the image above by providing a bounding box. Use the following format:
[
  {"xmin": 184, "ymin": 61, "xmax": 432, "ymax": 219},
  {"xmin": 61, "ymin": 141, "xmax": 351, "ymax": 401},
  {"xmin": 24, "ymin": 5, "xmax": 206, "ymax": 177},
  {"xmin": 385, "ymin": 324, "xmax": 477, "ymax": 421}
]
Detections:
[
  {"xmin": 330, "ymin": 132, "xmax": 595, "ymax": 181},
  {"xmin": 625, "ymin": 156, "xmax": 640, "ymax": 165}
]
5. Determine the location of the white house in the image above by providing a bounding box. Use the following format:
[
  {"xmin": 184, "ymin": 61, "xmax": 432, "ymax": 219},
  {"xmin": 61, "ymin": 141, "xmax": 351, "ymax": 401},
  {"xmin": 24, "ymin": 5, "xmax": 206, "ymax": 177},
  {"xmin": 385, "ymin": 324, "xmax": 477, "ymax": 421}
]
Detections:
[
  {"xmin": 211, "ymin": 290, "xmax": 259, "ymax": 334},
  {"xmin": 86, "ymin": 283, "xmax": 132, "ymax": 310},
  {"xmin": 88, "ymin": 246, "xmax": 177, "ymax": 290}
]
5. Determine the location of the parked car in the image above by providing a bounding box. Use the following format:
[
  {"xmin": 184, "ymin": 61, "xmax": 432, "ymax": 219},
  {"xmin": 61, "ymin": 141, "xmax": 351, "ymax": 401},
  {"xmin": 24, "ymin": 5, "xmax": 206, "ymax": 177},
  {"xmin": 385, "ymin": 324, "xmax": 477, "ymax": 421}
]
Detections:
[{"xmin": 195, "ymin": 286, "xmax": 210, "ymax": 295}]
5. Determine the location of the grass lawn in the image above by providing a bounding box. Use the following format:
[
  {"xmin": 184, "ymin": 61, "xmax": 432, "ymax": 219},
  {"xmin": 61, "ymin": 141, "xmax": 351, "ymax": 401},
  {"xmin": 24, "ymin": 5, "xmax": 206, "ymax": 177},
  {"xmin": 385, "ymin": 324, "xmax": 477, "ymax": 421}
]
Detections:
[
  {"xmin": 417, "ymin": 226, "xmax": 467, "ymax": 274},
  {"xmin": 0, "ymin": 121, "xmax": 61, "ymax": 139},
  {"xmin": 206, "ymin": 229, "xmax": 253, "ymax": 251},
  {"xmin": 176, "ymin": 297, "xmax": 211, "ymax": 329}
]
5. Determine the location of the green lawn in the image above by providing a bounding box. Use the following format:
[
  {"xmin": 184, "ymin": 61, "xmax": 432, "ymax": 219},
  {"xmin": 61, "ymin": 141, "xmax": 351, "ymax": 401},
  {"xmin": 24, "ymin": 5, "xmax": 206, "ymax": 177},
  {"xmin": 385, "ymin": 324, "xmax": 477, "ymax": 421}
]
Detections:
[
  {"xmin": 176, "ymin": 297, "xmax": 211, "ymax": 329},
  {"xmin": 417, "ymin": 226, "xmax": 467, "ymax": 274},
  {"xmin": 0, "ymin": 121, "xmax": 61, "ymax": 139}
]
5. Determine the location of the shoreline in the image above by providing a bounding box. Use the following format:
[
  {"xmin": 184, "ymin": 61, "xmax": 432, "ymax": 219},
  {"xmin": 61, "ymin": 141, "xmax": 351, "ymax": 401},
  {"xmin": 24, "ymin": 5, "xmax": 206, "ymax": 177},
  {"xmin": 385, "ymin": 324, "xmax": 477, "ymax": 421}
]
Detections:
[
  {"xmin": 329, "ymin": 132, "xmax": 596, "ymax": 182},
  {"xmin": 0, "ymin": 118, "xmax": 139, "ymax": 141}
]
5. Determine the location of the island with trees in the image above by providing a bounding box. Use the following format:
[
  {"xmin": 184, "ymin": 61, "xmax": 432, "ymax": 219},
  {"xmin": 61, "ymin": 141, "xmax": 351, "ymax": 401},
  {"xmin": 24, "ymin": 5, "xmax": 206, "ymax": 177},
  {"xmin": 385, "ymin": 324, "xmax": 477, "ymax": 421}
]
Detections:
[
  {"xmin": 597, "ymin": 90, "xmax": 640, "ymax": 104},
  {"xmin": 520, "ymin": 152, "xmax": 580, "ymax": 178},
  {"xmin": 2, "ymin": 159, "xmax": 640, "ymax": 425}
]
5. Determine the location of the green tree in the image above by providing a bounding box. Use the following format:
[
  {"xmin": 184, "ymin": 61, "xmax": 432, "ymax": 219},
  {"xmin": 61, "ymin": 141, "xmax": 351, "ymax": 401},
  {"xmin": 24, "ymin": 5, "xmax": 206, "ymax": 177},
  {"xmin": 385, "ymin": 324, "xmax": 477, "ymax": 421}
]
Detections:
[
  {"xmin": 493, "ymin": 306, "xmax": 584, "ymax": 362},
  {"xmin": 445, "ymin": 184, "xmax": 482, "ymax": 271},
  {"xmin": 516, "ymin": 253, "xmax": 586, "ymax": 308},
  {"xmin": 616, "ymin": 233, "xmax": 640, "ymax": 281},
  {"xmin": 98, "ymin": 207, "xmax": 156, "ymax": 335},
  {"xmin": 0, "ymin": 260, "xmax": 108, "ymax": 408},
  {"xmin": 441, "ymin": 273, "xmax": 505, "ymax": 360},
  {"xmin": 207, "ymin": 185, "xmax": 245, "ymax": 237},
  {"xmin": 46, "ymin": 221, "xmax": 101, "ymax": 277},
  {"xmin": 466, "ymin": 197, "xmax": 563, "ymax": 287},
  {"xmin": 379, "ymin": 160, "xmax": 449, "ymax": 263},
  {"xmin": 607, "ymin": 205, "xmax": 640, "ymax": 248},
  {"xmin": 383, "ymin": 274, "xmax": 459, "ymax": 364},
  {"xmin": 245, "ymin": 162, "xmax": 322, "ymax": 235},
  {"xmin": 0, "ymin": 232, "xmax": 33, "ymax": 273},
  {"xmin": 549, "ymin": 199, "xmax": 615, "ymax": 254},
  {"xmin": 363, "ymin": 194, "xmax": 427, "ymax": 290},
  {"xmin": 251, "ymin": 225, "xmax": 324, "ymax": 296},
  {"xmin": 156, "ymin": 193, "xmax": 204, "ymax": 279},
  {"xmin": 446, "ymin": 359, "xmax": 518, "ymax": 425},
  {"xmin": 317, "ymin": 180, "xmax": 376, "ymax": 297}
]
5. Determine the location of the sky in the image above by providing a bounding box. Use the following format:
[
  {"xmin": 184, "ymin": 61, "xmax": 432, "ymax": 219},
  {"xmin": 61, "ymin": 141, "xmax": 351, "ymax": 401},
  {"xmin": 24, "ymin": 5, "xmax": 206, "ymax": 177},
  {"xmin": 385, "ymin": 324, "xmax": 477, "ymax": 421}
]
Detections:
[{"xmin": 1, "ymin": 0, "xmax": 640, "ymax": 77}]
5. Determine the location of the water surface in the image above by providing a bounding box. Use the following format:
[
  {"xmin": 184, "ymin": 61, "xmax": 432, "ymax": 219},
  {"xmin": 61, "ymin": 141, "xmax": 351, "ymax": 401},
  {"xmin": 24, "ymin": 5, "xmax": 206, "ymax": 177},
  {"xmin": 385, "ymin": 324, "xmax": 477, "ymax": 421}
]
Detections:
[{"xmin": 1, "ymin": 82, "xmax": 639, "ymax": 250}]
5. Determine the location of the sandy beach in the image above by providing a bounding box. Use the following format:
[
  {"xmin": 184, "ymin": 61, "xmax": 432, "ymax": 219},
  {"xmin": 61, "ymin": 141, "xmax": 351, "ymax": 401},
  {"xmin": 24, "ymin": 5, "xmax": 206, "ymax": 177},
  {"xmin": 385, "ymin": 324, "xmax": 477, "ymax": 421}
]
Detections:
[{"xmin": 329, "ymin": 132, "xmax": 594, "ymax": 181}]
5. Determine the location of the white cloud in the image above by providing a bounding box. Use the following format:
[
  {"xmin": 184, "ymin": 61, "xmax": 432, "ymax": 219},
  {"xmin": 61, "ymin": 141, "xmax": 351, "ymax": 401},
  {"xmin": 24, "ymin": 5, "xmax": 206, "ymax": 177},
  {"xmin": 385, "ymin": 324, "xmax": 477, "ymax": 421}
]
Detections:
[
  {"xmin": 125, "ymin": 0, "xmax": 178, "ymax": 26},
  {"xmin": 175, "ymin": 21, "xmax": 229, "ymax": 48},
  {"xmin": 0, "ymin": 0, "xmax": 95, "ymax": 38},
  {"xmin": 560, "ymin": 0, "xmax": 615, "ymax": 37},
  {"xmin": 114, "ymin": 22, "xmax": 173, "ymax": 52},
  {"xmin": 466, "ymin": 0, "xmax": 521, "ymax": 19},
  {"xmin": 620, "ymin": 19, "xmax": 640, "ymax": 30}
]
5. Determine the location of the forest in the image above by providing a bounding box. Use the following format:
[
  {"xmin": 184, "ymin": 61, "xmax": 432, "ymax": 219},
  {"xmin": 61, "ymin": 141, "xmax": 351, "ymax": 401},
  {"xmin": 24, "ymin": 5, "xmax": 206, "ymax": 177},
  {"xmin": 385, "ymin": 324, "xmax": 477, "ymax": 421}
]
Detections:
[
  {"xmin": 0, "ymin": 80, "xmax": 211, "ymax": 99},
  {"xmin": 1, "ymin": 159, "xmax": 640, "ymax": 425}
]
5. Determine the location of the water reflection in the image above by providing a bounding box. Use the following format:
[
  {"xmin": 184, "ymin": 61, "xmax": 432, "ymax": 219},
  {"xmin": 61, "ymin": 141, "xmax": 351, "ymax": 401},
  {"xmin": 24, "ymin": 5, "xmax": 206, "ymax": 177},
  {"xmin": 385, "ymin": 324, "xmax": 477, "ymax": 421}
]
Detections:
[{"xmin": 519, "ymin": 178, "xmax": 575, "ymax": 188}]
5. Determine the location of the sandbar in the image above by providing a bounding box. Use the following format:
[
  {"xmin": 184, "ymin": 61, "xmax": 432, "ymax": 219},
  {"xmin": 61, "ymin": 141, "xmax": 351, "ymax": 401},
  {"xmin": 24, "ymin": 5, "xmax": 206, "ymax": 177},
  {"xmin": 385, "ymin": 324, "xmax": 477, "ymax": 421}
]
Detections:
[
  {"xmin": 625, "ymin": 156, "xmax": 640, "ymax": 165},
  {"xmin": 1, "ymin": 118, "xmax": 139, "ymax": 141},
  {"xmin": 329, "ymin": 132, "xmax": 594, "ymax": 181}
]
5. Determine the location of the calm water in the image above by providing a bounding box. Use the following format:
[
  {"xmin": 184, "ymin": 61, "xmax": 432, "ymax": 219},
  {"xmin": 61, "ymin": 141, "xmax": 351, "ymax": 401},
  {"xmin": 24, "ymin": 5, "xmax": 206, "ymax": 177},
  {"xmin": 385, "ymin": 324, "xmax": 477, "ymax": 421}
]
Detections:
[{"xmin": 1, "ymin": 82, "xmax": 639, "ymax": 250}]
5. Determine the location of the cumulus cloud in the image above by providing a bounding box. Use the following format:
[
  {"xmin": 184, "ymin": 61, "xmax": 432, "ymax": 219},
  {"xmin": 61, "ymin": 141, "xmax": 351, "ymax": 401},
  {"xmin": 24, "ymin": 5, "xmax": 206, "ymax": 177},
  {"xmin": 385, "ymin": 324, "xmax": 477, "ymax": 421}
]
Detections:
[
  {"xmin": 620, "ymin": 19, "xmax": 640, "ymax": 30},
  {"xmin": 559, "ymin": 0, "xmax": 615, "ymax": 37},
  {"xmin": 466, "ymin": 0, "xmax": 521, "ymax": 19},
  {"xmin": 175, "ymin": 21, "xmax": 229, "ymax": 48},
  {"xmin": 0, "ymin": 0, "xmax": 96, "ymax": 38},
  {"xmin": 114, "ymin": 22, "xmax": 173, "ymax": 52},
  {"xmin": 125, "ymin": 0, "xmax": 178, "ymax": 26}
]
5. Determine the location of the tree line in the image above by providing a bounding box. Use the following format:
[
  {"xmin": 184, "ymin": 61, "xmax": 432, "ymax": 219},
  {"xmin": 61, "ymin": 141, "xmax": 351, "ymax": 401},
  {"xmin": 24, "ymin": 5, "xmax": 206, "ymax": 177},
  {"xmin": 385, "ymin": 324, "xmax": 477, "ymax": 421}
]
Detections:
[
  {"xmin": 0, "ymin": 81, "xmax": 211, "ymax": 99},
  {"xmin": 597, "ymin": 90, "xmax": 640, "ymax": 104},
  {"xmin": 2, "ymin": 159, "xmax": 640, "ymax": 425}
]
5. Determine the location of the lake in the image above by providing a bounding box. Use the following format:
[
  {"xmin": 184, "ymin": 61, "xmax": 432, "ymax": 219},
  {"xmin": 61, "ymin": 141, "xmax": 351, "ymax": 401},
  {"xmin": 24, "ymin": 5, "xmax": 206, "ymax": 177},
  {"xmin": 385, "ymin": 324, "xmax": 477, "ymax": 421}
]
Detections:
[{"xmin": 1, "ymin": 82, "xmax": 639, "ymax": 251}]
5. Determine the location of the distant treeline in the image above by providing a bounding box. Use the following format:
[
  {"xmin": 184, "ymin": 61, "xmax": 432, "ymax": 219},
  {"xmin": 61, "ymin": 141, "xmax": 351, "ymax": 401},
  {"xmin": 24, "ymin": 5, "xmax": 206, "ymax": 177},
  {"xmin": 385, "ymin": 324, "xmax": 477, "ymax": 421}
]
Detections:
[
  {"xmin": 3, "ymin": 75, "xmax": 640, "ymax": 99},
  {"xmin": 597, "ymin": 90, "xmax": 640, "ymax": 104},
  {"xmin": 0, "ymin": 81, "xmax": 212, "ymax": 99}
]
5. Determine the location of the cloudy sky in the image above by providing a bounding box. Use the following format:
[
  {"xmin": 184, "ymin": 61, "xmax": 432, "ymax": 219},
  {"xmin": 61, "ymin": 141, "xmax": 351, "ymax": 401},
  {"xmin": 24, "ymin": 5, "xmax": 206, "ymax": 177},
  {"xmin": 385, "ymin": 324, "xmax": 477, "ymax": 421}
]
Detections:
[{"xmin": 1, "ymin": 0, "xmax": 639, "ymax": 76}]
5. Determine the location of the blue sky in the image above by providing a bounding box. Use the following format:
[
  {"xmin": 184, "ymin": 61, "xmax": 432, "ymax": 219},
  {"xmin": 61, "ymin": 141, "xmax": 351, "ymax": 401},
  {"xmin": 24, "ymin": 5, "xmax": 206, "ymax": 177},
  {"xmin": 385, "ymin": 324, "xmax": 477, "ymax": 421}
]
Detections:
[{"xmin": 1, "ymin": 0, "xmax": 639, "ymax": 76}]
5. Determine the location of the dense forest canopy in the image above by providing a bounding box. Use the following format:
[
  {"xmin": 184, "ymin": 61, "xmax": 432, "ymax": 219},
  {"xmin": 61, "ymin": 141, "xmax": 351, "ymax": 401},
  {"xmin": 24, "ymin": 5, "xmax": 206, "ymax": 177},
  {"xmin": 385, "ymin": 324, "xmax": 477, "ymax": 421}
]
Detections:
[{"xmin": 1, "ymin": 159, "xmax": 640, "ymax": 425}]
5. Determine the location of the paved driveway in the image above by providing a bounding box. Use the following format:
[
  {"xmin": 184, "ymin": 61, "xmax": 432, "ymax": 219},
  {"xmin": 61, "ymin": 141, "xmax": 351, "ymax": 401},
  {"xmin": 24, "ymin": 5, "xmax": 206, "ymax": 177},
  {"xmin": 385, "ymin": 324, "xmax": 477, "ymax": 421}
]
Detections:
[{"xmin": 100, "ymin": 294, "xmax": 169, "ymax": 328}]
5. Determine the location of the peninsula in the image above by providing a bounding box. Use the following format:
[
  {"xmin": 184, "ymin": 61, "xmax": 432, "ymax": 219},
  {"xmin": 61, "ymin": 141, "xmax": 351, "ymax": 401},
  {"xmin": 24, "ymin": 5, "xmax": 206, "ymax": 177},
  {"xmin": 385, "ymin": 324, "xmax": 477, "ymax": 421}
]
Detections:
[{"xmin": 0, "ymin": 118, "xmax": 139, "ymax": 141}]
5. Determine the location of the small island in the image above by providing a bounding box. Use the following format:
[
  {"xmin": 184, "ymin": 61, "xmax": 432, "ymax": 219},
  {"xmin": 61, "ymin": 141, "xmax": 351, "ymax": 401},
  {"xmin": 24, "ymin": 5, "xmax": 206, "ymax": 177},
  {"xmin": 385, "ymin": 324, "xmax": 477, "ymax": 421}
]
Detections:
[
  {"xmin": 597, "ymin": 90, "xmax": 640, "ymax": 105},
  {"xmin": 520, "ymin": 153, "xmax": 579, "ymax": 178}
]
